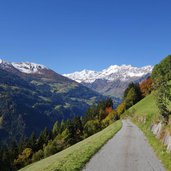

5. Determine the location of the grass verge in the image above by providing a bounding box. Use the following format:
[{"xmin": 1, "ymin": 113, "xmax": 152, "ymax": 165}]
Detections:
[
  {"xmin": 123, "ymin": 93, "xmax": 171, "ymax": 171},
  {"xmin": 133, "ymin": 120, "xmax": 171, "ymax": 171},
  {"xmin": 19, "ymin": 120, "xmax": 122, "ymax": 171}
]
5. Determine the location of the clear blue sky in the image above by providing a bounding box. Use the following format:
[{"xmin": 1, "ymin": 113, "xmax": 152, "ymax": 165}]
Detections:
[{"xmin": 0, "ymin": 0, "xmax": 171, "ymax": 74}]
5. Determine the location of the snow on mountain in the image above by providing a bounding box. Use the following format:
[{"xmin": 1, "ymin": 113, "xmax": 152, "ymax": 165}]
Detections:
[
  {"xmin": 12, "ymin": 62, "xmax": 47, "ymax": 74},
  {"xmin": 0, "ymin": 59, "xmax": 47, "ymax": 74},
  {"xmin": 64, "ymin": 69, "xmax": 99, "ymax": 83},
  {"xmin": 63, "ymin": 65, "xmax": 153, "ymax": 83},
  {"xmin": 0, "ymin": 59, "xmax": 12, "ymax": 69},
  {"xmin": 0, "ymin": 59, "xmax": 10, "ymax": 65}
]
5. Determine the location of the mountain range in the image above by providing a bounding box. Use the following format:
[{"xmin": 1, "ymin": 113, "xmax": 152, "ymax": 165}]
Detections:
[
  {"xmin": 0, "ymin": 59, "xmax": 153, "ymax": 144},
  {"xmin": 0, "ymin": 59, "xmax": 103, "ymax": 144},
  {"xmin": 64, "ymin": 65, "xmax": 153, "ymax": 97}
]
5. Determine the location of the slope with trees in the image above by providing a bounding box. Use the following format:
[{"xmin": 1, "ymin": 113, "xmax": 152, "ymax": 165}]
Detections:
[
  {"xmin": 0, "ymin": 64, "xmax": 103, "ymax": 145},
  {"xmin": 0, "ymin": 98, "xmax": 119, "ymax": 171},
  {"xmin": 151, "ymin": 55, "xmax": 171, "ymax": 123}
]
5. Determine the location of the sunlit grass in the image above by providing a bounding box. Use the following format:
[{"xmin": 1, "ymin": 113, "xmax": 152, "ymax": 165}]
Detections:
[
  {"xmin": 19, "ymin": 121, "xmax": 122, "ymax": 171},
  {"xmin": 126, "ymin": 92, "xmax": 171, "ymax": 171},
  {"xmin": 137, "ymin": 123, "xmax": 171, "ymax": 171}
]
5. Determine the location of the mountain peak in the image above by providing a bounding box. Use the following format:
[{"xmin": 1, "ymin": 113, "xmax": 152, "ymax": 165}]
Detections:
[
  {"xmin": 107, "ymin": 64, "xmax": 132, "ymax": 69},
  {"xmin": 0, "ymin": 59, "xmax": 10, "ymax": 64},
  {"xmin": 12, "ymin": 62, "xmax": 48, "ymax": 74},
  {"xmin": 0, "ymin": 59, "xmax": 48, "ymax": 74},
  {"xmin": 64, "ymin": 65, "xmax": 153, "ymax": 83}
]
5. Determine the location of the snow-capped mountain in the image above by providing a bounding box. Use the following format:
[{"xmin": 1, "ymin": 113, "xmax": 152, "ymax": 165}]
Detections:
[
  {"xmin": 12, "ymin": 62, "xmax": 47, "ymax": 74},
  {"xmin": 0, "ymin": 59, "xmax": 11, "ymax": 68},
  {"xmin": 64, "ymin": 65, "xmax": 153, "ymax": 83},
  {"xmin": 64, "ymin": 65, "xmax": 153, "ymax": 98},
  {"xmin": 0, "ymin": 59, "xmax": 103, "ymax": 145},
  {"xmin": 0, "ymin": 59, "xmax": 47, "ymax": 74}
]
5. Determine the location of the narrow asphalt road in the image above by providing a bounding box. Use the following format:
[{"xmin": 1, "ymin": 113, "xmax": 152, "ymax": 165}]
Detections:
[{"xmin": 82, "ymin": 120, "xmax": 165, "ymax": 171}]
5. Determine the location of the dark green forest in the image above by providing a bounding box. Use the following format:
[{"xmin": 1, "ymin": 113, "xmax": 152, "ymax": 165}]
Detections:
[
  {"xmin": 0, "ymin": 98, "xmax": 119, "ymax": 171},
  {"xmin": 0, "ymin": 67, "xmax": 103, "ymax": 145}
]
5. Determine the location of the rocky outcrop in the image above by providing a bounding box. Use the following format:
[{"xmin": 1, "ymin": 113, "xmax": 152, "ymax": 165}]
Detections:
[
  {"xmin": 151, "ymin": 122, "xmax": 171, "ymax": 152},
  {"xmin": 151, "ymin": 122, "xmax": 162, "ymax": 138},
  {"xmin": 162, "ymin": 132, "xmax": 171, "ymax": 152}
]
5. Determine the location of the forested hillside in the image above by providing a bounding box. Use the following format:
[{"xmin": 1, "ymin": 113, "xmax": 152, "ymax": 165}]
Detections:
[
  {"xmin": 0, "ymin": 98, "xmax": 119, "ymax": 171},
  {"xmin": 0, "ymin": 61, "xmax": 103, "ymax": 145}
]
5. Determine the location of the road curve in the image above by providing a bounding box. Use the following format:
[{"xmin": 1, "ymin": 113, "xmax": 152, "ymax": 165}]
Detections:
[{"xmin": 82, "ymin": 120, "xmax": 165, "ymax": 171}]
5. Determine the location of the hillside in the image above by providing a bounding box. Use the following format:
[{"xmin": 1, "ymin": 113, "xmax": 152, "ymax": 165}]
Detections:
[
  {"xmin": 124, "ymin": 93, "xmax": 171, "ymax": 170},
  {"xmin": 18, "ymin": 91, "xmax": 171, "ymax": 171},
  {"xmin": 0, "ymin": 60, "xmax": 103, "ymax": 144},
  {"xmin": 19, "ymin": 121, "xmax": 122, "ymax": 171},
  {"xmin": 127, "ymin": 93, "xmax": 159, "ymax": 116}
]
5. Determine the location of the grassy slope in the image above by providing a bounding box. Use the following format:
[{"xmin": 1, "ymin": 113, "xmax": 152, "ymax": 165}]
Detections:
[
  {"xmin": 20, "ymin": 121, "xmax": 122, "ymax": 171},
  {"xmin": 125, "ymin": 93, "xmax": 171, "ymax": 171},
  {"xmin": 127, "ymin": 93, "xmax": 159, "ymax": 117}
]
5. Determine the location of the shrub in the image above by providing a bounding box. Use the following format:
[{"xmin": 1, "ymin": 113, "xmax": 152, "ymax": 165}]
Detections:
[{"xmin": 32, "ymin": 149, "xmax": 44, "ymax": 162}]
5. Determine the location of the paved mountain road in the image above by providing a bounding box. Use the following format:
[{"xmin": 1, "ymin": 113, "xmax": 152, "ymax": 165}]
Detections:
[{"xmin": 82, "ymin": 120, "xmax": 165, "ymax": 171}]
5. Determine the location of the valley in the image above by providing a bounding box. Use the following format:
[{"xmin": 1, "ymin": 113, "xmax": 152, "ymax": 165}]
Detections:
[
  {"xmin": 0, "ymin": 60, "xmax": 103, "ymax": 144},
  {"xmin": 1, "ymin": 1, "xmax": 171, "ymax": 171},
  {"xmin": 0, "ymin": 55, "xmax": 170, "ymax": 171}
]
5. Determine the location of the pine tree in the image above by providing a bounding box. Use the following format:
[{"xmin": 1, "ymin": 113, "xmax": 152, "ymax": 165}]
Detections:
[
  {"xmin": 28, "ymin": 133, "xmax": 37, "ymax": 152},
  {"xmin": 52, "ymin": 121, "xmax": 60, "ymax": 138}
]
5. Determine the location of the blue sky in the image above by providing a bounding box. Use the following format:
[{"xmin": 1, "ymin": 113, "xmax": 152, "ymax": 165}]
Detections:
[{"xmin": 0, "ymin": 0, "xmax": 171, "ymax": 74}]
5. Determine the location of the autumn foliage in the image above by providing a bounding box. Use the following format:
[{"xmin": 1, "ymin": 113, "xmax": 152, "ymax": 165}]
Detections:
[{"xmin": 140, "ymin": 77, "xmax": 153, "ymax": 97}]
